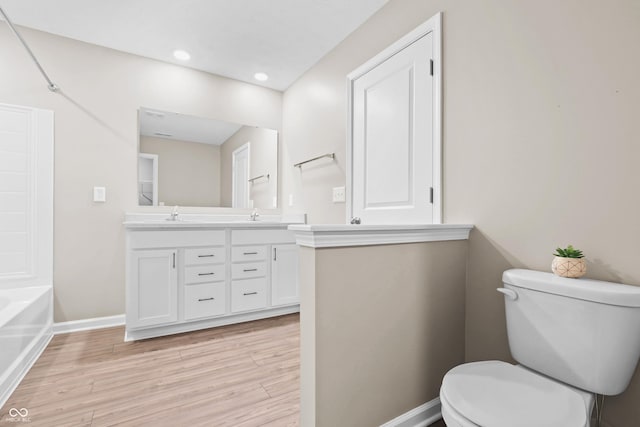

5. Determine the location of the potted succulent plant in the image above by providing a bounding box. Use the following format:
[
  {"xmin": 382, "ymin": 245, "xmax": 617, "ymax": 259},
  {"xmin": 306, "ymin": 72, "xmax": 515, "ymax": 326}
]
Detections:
[{"xmin": 551, "ymin": 245, "xmax": 586, "ymax": 278}]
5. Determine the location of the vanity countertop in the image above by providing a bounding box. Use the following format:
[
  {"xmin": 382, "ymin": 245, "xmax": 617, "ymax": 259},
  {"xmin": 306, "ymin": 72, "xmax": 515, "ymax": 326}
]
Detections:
[{"xmin": 123, "ymin": 213, "xmax": 306, "ymax": 229}]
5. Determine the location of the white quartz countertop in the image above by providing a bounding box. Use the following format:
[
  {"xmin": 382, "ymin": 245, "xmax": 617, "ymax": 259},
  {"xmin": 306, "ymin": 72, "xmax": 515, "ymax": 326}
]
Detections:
[
  {"xmin": 123, "ymin": 213, "xmax": 306, "ymax": 229},
  {"xmin": 123, "ymin": 220, "xmax": 299, "ymax": 229}
]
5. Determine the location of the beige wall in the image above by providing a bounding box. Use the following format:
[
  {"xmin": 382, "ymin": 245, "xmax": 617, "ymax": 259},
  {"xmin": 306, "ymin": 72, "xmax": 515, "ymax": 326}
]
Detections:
[
  {"xmin": 283, "ymin": 0, "xmax": 640, "ymax": 425},
  {"xmin": 300, "ymin": 242, "xmax": 467, "ymax": 426},
  {"xmin": 140, "ymin": 136, "xmax": 221, "ymax": 207},
  {"xmin": 0, "ymin": 25, "xmax": 282, "ymax": 323},
  {"xmin": 220, "ymin": 126, "xmax": 278, "ymax": 209}
]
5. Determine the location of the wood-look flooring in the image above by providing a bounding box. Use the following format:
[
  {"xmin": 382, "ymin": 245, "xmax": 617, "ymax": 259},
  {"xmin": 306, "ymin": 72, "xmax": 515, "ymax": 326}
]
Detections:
[{"xmin": 1, "ymin": 314, "xmax": 300, "ymax": 427}]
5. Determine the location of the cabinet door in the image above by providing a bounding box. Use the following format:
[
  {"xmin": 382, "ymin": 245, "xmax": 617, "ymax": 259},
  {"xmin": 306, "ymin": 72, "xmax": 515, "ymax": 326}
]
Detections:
[
  {"xmin": 271, "ymin": 244, "xmax": 299, "ymax": 307},
  {"xmin": 128, "ymin": 249, "xmax": 178, "ymax": 328}
]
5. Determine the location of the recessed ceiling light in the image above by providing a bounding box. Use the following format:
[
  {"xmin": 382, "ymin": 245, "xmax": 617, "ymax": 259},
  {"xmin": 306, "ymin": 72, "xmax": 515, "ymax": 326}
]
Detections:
[
  {"xmin": 173, "ymin": 50, "xmax": 191, "ymax": 61},
  {"xmin": 254, "ymin": 72, "xmax": 269, "ymax": 82}
]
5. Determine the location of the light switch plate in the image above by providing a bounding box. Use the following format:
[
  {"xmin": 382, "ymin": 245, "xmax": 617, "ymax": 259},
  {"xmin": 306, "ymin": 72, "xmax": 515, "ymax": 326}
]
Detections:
[
  {"xmin": 332, "ymin": 186, "xmax": 346, "ymax": 203},
  {"xmin": 93, "ymin": 186, "xmax": 106, "ymax": 202},
  {"xmin": 289, "ymin": 194, "xmax": 294, "ymax": 207}
]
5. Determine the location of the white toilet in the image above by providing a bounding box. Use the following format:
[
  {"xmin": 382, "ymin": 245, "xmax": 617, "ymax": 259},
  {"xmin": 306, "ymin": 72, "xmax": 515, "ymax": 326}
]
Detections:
[{"xmin": 440, "ymin": 269, "xmax": 640, "ymax": 427}]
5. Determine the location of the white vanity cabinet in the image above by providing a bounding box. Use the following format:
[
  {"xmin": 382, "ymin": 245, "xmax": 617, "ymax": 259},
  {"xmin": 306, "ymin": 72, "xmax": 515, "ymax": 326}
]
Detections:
[
  {"xmin": 230, "ymin": 229, "xmax": 299, "ymax": 313},
  {"xmin": 271, "ymin": 244, "xmax": 299, "ymax": 307},
  {"xmin": 127, "ymin": 249, "xmax": 178, "ymax": 329},
  {"xmin": 124, "ymin": 221, "xmax": 300, "ymax": 341},
  {"xmin": 183, "ymin": 247, "xmax": 226, "ymax": 321}
]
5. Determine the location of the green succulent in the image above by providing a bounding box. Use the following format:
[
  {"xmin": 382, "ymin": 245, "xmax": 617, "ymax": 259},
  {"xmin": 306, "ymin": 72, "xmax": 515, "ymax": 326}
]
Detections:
[{"xmin": 553, "ymin": 245, "xmax": 584, "ymax": 259}]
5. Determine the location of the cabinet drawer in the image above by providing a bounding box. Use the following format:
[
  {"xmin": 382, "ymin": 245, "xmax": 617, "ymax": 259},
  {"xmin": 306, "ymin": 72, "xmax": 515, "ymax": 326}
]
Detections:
[
  {"xmin": 231, "ymin": 245, "xmax": 267, "ymax": 262},
  {"xmin": 231, "ymin": 278, "xmax": 267, "ymax": 313},
  {"xmin": 184, "ymin": 282, "xmax": 226, "ymax": 320},
  {"xmin": 184, "ymin": 247, "xmax": 225, "ymax": 265},
  {"xmin": 232, "ymin": 262, "xmax": 267, "ymax": 279},
  {"xmin": 129, "ymin": 229, "xmax": 225, "ymax": 249},
  {"xmin": 232, "ymin": 229, "xmax": 295, "ymax": 245},
  {"xmin": 184, "ymin": 264, "xmax": 226, "ymax": 284}
]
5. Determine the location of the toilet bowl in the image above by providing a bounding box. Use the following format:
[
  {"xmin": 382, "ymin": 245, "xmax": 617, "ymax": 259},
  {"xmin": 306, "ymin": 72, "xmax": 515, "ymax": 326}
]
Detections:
[
  {"xmin": 440, "ymin": 361, "xmax": 593, "ymax": 427},
  {"xmin": 439, "ymin": 269, "xmax": 640, "ymax": 427}
]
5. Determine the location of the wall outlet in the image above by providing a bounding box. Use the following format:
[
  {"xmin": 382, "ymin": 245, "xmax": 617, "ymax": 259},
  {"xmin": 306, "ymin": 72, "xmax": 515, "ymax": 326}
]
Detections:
[
  {"xmin": 332, "ymin": 186, "xmax": 346, "ymax": 203},
  {"xmin": 93, "ymin": 186, "xmax": 106, "ymax": 202}
]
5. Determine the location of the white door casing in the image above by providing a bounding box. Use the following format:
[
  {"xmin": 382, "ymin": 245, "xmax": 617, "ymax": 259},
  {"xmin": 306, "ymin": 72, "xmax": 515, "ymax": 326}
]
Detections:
[
  {"xmin": 0, "ymin": 103, "xmax": 53, "ymax": 288},
  {"xmin": 347, "ymin": 13, "xmax": 442, "ymax": 224},
  {"xmin": 138, "ymin": 153, "xmax": 158, "ymax": 206},
  {"xmin": 232, "ymin": 143, "xmax": 250, "ymax": 208}
]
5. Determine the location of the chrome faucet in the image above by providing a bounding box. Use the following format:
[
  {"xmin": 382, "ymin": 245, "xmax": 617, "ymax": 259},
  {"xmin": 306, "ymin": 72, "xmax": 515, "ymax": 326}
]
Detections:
[
  {"xmin": 168, "ymin": 205, "xmax": 179, "ymax": 221},
  {"xmin": 250, "ymin": 209, "xmax": 260, "ymax": 221}
]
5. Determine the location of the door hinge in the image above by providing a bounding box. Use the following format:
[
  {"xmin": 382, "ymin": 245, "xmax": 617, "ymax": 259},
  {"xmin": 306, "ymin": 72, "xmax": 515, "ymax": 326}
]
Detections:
[
  {"xmin": 430, "ymin": 59, "xmax": 434, "ymax": 76},
  {"xmin": 429, "ymin": 187, "xmax": 434, "ymax": 204}
]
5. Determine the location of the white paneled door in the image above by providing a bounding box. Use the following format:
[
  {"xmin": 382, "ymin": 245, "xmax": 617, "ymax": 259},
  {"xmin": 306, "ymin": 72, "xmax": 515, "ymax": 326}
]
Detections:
[
  {"xmin": 0, "ymin": 103, "xmax": 53, "ymax": 288},
  {"xmin": 232, "ymin": 143, "xmax": 250, "ymax": 208},
  {"xmin": 349, "ymin": 15, "xmax": 441, "ymax": 224}
]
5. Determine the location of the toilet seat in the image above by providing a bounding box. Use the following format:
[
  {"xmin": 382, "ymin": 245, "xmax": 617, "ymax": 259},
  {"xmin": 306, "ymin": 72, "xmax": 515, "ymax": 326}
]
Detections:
[{"xmin": 440, "ymin": 361, "xmax": 593, "ymax": 427}]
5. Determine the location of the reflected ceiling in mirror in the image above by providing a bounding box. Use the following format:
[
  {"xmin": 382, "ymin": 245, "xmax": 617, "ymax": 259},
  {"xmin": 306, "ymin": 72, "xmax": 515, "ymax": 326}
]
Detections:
[{"xmin": 137, "ymin": 108, "xmax": 278, "ymax": 209}]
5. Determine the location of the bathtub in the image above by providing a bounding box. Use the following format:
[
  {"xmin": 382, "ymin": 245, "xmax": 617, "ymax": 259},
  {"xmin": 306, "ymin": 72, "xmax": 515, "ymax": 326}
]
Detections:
[{"xmin": 0, "ymin": 287, "xmax": 53, "ymax": 407}]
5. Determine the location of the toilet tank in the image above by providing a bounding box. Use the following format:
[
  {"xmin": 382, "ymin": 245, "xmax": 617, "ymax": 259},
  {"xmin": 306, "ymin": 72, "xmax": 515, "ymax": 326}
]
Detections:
[{"xmin": 501, "ymin": 269, "xmax": 640, "ymax": 395}]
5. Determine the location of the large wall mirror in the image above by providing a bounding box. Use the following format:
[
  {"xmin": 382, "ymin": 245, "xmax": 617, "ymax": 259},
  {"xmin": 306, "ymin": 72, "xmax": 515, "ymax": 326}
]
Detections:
[{"xmin": 137, "ymin": 108, "xmax": 278, "ymax": 209}]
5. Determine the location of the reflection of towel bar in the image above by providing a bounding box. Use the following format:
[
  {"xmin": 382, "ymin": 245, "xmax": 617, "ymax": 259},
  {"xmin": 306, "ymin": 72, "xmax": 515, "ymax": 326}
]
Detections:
[
  {"xmin": 248, "ymin": 174, "xmax": 270, "ymax": 183},
  {"xmin": 294, "ymin": 153, "xmax": 335, "ymax": 168}
]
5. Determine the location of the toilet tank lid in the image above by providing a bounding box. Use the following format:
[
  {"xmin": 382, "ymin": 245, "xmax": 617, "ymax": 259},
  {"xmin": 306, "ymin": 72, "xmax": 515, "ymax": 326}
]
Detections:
[{"xmin": 503, "ymin": 269, "xmax": 640, "ymax": 307}]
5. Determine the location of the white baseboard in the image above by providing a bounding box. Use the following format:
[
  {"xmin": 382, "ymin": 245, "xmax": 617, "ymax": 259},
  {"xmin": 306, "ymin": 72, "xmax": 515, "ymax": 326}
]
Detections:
[
  {"xmin": 380, "ymin": 397, "xmax": 442, "ymax": 427},
  {"xmin": 53, "ymin": 314, "xmax": 125, "ymax": 335},
  {"xmin": 125, "ymin": 305, "xmax": 299, "ymax": 341}
]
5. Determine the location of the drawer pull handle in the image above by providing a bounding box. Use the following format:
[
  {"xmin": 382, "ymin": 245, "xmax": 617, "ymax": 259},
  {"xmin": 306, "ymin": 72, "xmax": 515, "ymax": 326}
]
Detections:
[
  {"xmin": 243, "ymin": 292, "xmax": 258, "ymax": 296},
  {"xmin": 243, "ymin": 268, "xmax": 258, "ymax": 272},
  {"xmin": 198, "ymin": 297, "xmax": 215, "ymax": 302},
  {"xmin": 198, "ymin": 272, "xmax": 215, "ymax": 276},
  {"xmin": 243, "ymin": 251, "xmax": 258, "ymax": 255},
  {"xmin": 198, "ymin": 254, "xmax": 215, "ymax": 258}
]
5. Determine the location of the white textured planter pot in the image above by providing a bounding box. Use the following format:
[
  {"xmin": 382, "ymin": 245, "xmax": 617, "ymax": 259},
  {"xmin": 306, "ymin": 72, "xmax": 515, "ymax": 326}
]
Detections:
[{"xmin": 551, "ymin": 256, "xmax": 586, "ymax": 278}]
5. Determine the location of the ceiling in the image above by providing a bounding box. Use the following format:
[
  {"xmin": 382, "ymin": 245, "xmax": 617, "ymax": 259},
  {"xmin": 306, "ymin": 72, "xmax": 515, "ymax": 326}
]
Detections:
[
  {"xmin": 0, "ymin": 0, "xmax": 388, "ymax": 91},
  {"xmin": 139, "ymin": 108, "xmax": 244, "ymax": 145}
]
